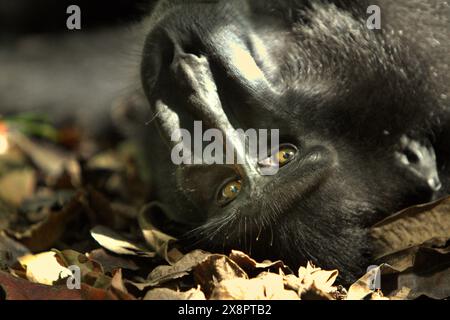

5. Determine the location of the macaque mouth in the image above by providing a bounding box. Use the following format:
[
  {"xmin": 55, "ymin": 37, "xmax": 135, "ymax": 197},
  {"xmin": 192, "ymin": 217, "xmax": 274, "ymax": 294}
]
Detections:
[{"xmin": 395, "ymin": 135, "xmax": 442, "ymax": 195}]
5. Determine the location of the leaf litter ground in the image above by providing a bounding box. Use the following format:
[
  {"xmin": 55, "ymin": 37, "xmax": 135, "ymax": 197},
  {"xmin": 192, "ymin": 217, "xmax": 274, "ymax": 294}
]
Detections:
[{"xmin": 0, "ymin": 117, "xmax": 448, "ymax": 300}]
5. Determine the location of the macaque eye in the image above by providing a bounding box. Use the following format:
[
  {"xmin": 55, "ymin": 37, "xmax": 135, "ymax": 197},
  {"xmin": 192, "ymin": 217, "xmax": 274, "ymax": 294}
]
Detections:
[
  {"xmin": 276, "ymin": 145, "xmax": 298, "ymax": 167},
  {"xmin": 218, "ymin": 180, "xmax": 242, "ymax": 206}
]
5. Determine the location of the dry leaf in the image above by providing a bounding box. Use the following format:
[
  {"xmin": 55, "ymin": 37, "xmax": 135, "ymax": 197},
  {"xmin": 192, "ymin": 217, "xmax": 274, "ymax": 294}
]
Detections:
[
  {"xmin": 55, "ymin": 249, "xmax": 103, "ymax": 277},
  {"xmin": 86, "ymin": 150, "xmax": 124, "ymax": 172},
  {"xmin": 110, "ymin": 269, "xmax": 136, "ymax": 300},
  {"xmin": 297, "ymin": 262, "xmax": 339, "ymax": 294},
  {"xmin": 210, "ymin": 273, "xmax": 299, "ymax": 300},
  {"xmin": 194, "ymin": 255, "xmax": 248, "ymax": 296},
  {"xmin": 389, "ymin": 287, "xmax": 412, "ymax": 300},
  {"xmin": 8, "ymin": 132, "xmax": 80, "ymax": 186},
  {"xmin": 144, "ymin": 286, "xmax": 206, "ymax": 300},
  {"xmin": 376, "ymin": 237, "xmax": 450, "ymax": 273},
  {"xmin": 90, "ymin": 225, "xmax": 155, "ymax": 258},
  {"xmin": 370, "ymin": 198, "xmax": 450, "ymax": 300},
  {"xmin": 148, "ymin": 250, "xmax": 211, "ymax": 283},
  {"xmin": 347, "ymin": 265, "xmax": 391, "ymax": 300},
  {"xmin": 18, "ymin": 251, "xmax": 72, "ymax": 285},
  {"xmin": 0, "ymin": 270, "xmax": 81, "ymax": 300},
  {"xmin": 7, "ymin": 192, "xmax": 84, "ymax": 252},
  {"xmin": 1, "ymin": 262, "xmax": 122, "ymax": 301},
  {"xmin": 370, "ymin": 290, "xmax": 389, "ymax": 300},
  {"xmin": 0, "ymin": 169, "xmax": 35, "ymax": 207},
  {"xmin": 128, "ymin": 250, "xmax": 211, "ymax": 291},
  {"xmin": 88, "ymin": 248, "xmax": 139, "ymax": 273},
  {"xmin": 0, "ymin": 231, "xmax": 30, "ymax": 268},
  {"xmin": 394, "ymin": 267, "xmax": 450, "ymax": 300},
  {"xmin": 138, "ymin": 202, "xmax": 183, "ymax": 264},
  {"xmin": 229, "ymin": 250, "xmax": 292, "ymax": 275},
  {"xmin": 371, "ymin": 196, "xmax": 450, "ymax": 259}
]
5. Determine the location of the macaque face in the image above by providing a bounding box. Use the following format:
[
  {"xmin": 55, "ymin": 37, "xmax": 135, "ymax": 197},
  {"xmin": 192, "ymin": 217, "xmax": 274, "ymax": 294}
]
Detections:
[{"xmin": 140, "ymin": 1, "xmax": 446, "ymax": 282}]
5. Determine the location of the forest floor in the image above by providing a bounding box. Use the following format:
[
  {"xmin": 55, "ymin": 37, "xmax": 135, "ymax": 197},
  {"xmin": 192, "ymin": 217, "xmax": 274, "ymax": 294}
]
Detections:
[{"xmin": 0, "ymin": 114, "xmax": 449, "ymax": 300}]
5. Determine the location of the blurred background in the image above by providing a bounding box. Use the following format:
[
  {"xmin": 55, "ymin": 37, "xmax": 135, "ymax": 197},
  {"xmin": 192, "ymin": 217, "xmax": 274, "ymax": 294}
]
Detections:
[
  {"xmin": 0, "ymin": 0, "xmax": 154, "ymax": 142},
  {"xmin": 0, "ymin": 1, "xmax": 158, "ymax": 270}
]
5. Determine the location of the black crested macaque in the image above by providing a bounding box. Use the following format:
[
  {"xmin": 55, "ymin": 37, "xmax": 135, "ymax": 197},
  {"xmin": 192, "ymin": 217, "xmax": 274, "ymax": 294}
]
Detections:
[{"xmin": 138, "ymin": 0, "xmax": 450, "ymax": 283}]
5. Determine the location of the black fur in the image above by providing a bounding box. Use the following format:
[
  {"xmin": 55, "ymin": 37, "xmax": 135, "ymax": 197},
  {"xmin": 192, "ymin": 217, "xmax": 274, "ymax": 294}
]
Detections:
[{"xmin": 135, "ymin": 0, "xmax": 450, "ymax": 283}]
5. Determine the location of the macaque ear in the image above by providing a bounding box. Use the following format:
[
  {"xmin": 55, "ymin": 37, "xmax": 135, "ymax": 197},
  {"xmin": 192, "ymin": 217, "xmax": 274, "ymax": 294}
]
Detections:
[
  {"xmin": 140, "ymin": 27, "xmax": 174, "ymax": 104},
  {"xmin": 141, "ymin": 25, "xmax": 235, "ymax": 131},
  {"xmin": 140, "ymin": 27, "xmax": 198, "ymax": 148}
]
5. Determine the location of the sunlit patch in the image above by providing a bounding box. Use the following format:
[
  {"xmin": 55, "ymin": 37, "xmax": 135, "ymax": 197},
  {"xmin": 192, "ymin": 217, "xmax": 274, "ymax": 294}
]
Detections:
[
  {"xmin": 18, "ymin": 252, "xmax": 72, "ymax": 285},
  {"xmin": 0, "ymin": 122, "xmax": 9, "ymax": 155},
  {"xmin": 228, "ymin": 41, "xmax": 265, "ymax": 82}
]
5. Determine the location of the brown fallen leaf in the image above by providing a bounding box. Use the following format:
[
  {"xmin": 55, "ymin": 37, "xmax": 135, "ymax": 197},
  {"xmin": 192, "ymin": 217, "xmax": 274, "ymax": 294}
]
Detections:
[
  {"xmin": 297, "ymin": 262, "xmax": 339, "ymax": 295},
  {"xmin": 194, "ymin": 254, "xmax": 248, "ymax": 297},
  {"xmin": 370, "ymin": 197, "xmax": 450, "ymax": 300},
  {"xmin": 8, "ymin": 131, "xmax": 81, "ymax": 187},
  {"xmin": 0, "ymin": 169, "xmax": 36, "ymax": 207},
  {"xmin": 210, "ymin": 273, "xmax": 299, "ymax": 300},
  {"xmin": 129, "ymin": 250, "xmax": 211, "ymax": 291},
  {"xmin": 86, "ymin": 150, "xmax": 124, "ymax": 172},
  {"xmin": 110, "ymin": 269, "xmax": 136, "ymax": 300},
  {"xmin": 376, "ymin": 237, "xmax": 450, "ymax": 273},
  {"xmin": 6, "ymin": 191, "xmax": 84, "ymax": 252},
  {"xmin": 374, "ymin": 239, "xmax": 450, "ymax": 300},
  {"xmin": 276, "ymin": 262, "xmax": 339, "ymax": 300},
  {"xmin": 347, "ymin": 267, "xmax": 378, "ymax": 300},
  {"xmin": 82, "ymin": 141, "xmax": 150, "ymax": 205},
  {"xmin": 45, "ymin": 249, "xmax": 114, "ymax": 290},
  {"xmin": 395, "ymin": 267, "xmax": 450, "ymax": 300},
  {"xmin": 78, "ymin": 283, "xmax": 121, "ymax": 300},
  {"xmin": 81, "ymin": 188, "xmax": 133, "ymax": 230},
  {"xmin": 346, "ymin": 265, "xmax": 394, "ymax": 300},
  {"xmin": 59, "ymin": 251, "xmax": 137, "ymax": 298},
  {"xmin": 229, "ymin": 250, "xmax": 292, "ymax": 275},
  {"xmin": 11, "ymin": 248, "xmax": 137, "ymax": 300},
  {"xmin": 0, "ymin": 200, "xmax": 14, "ymax": 230},
  {"xmin": 0, "ymin": 143, "xmax": 28, "ymax": 172},
  {"xmin": 0, "ymin": 270, "xmax": 81, "ymax": 300},
  {"xmin": 1, "ymin": 264, "xmax": 121, "ymax": 301},
  {"xmin": 138, "ymin": 202, "xmax": 184, "ymax": 264},
  {"xmin": 148, "ymin": 250, "xmax": 211, "ymax": 281},
  {"xmin": 0, "ymin": 231, "xmax": 30, "ymax": 268},
  {"xmin": 389, "ymin": 287, "xmax": 412, "ymax": 300},
  {"xmin": 144, "ymin": 286, "xmax": 206, "ymax": 300},
  {"xmin": 88, "ymin": 248, "xmax": 140, "ymax": 273},
  {"xmin": 371, "ymin": 196, "xmax": 450, "ymax": 259},
  {"xmin": 55, "ymin": 250, "xmax": 104, "ymax": 277},
  {"xmin": 299, "ymin": 284, "xmax": 336, "ymax": 300},
  {"xmin": 370, "ymin": 290, "xmax": 389, "ymax": 300}
]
